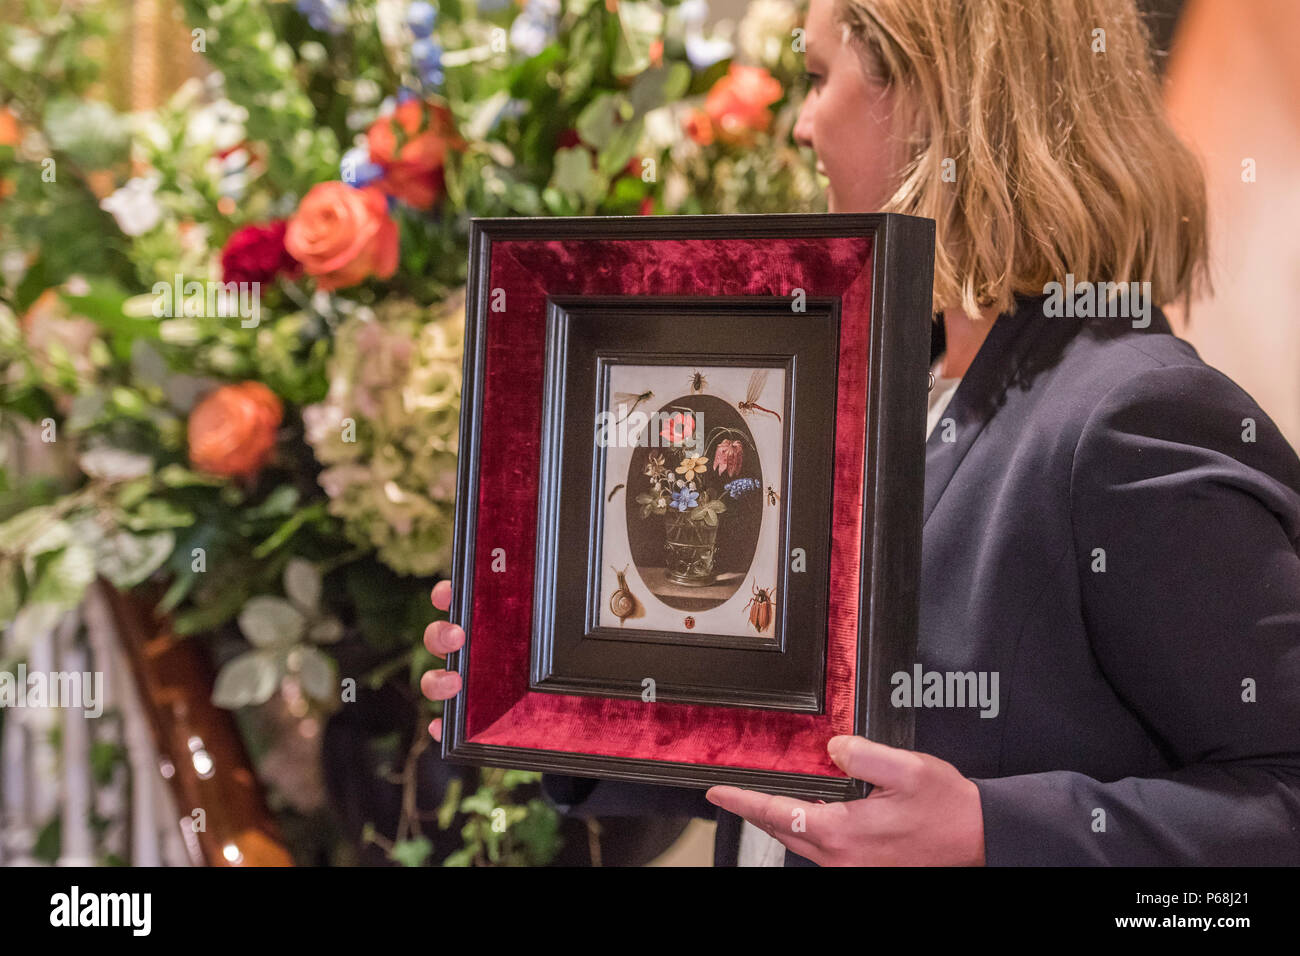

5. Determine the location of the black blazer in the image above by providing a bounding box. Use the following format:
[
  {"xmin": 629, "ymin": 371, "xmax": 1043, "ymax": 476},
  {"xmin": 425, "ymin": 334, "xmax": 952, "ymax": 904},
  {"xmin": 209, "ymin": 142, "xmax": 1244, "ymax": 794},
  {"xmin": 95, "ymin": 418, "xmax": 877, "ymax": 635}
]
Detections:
[{"xmin": 544, "ymin": 293, "xmax": 1300, "ymax": 865}]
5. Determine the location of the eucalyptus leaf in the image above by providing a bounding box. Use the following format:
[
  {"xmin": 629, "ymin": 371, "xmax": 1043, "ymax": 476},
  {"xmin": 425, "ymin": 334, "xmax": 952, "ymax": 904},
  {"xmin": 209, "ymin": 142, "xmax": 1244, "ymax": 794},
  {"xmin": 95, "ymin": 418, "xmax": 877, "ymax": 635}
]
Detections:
[
  {"xmin": 238, "ymin": 596, "xmax": 305, "ymax": 648},
  {"xmin": 283, "ymin": 557, "xmax": 322, "ymax": 613},
  {"xmin": 0, "ymin": 506, "xmax": 56, "ymax": 551},
  {"xmin": 24, "ymin": 518, "xmax": 73, "ymax": 557},
  {"xmin": 11, "ymin": 601, "xmax": 64, "ymax": 652},
  {"xmin": 294, "ymin": 645, "xmax": 336, "ymax": 701},
  {"xmin": 79, "ymin": 446, "xmax": 154, "ymax": 483},
  {"xmin": 95, "ymin": 530, "xmax": 174, "ymax": 590},
  {"xmin": 308, "ymin": 617, "xmax": 344, "ymax": 645},
  {"xmin": 29, "ymin": 543, "xmax": 96, "ymax": 608},
  {"xmin": 211, "ymin": 649, "xmax": 282, "ymax": 709}
]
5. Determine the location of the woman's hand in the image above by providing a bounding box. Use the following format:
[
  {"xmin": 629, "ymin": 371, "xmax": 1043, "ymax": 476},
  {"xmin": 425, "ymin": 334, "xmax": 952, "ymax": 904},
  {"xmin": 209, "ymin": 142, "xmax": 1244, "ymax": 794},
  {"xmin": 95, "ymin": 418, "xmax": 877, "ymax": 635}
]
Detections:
[
  {"xmin": 420, "ymin": 579, "xmax": 463, "ymax": 743},
  {"xmin": 705, "ymin": 735, "xmax": 987, "ymax": 866}
]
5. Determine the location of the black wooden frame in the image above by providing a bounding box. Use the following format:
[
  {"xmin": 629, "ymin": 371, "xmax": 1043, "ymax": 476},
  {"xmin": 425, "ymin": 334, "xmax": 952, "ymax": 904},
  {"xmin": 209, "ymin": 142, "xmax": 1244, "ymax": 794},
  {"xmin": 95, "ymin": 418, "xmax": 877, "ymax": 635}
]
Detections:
[
  {"xmin": 530, "ymin": 294, "xmax": 841, "ymax": 712},
  {"xmin": 442, "ymin": 213, "xmax": 934, "ymax": 801}
]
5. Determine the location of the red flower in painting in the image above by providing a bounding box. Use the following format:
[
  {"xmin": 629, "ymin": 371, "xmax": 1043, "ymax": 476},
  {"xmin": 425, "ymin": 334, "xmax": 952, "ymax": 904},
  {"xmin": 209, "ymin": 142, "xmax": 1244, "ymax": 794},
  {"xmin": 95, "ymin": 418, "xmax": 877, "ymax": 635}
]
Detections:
[
  {"xmin": 714, "ymin": 439, "xmax": 744, "ymax": 477},
  {"xmin": 659, "ymin": 411, "xmax": 695, "ymax": 446}
]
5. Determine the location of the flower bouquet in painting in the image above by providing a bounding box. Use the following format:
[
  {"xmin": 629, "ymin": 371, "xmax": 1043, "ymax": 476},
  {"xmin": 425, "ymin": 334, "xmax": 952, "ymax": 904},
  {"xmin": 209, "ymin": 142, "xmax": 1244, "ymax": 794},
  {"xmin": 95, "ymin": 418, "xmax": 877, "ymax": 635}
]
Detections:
[{"xmin": 636, "ymin": 409, "xmax": 754, "ymax": 587}]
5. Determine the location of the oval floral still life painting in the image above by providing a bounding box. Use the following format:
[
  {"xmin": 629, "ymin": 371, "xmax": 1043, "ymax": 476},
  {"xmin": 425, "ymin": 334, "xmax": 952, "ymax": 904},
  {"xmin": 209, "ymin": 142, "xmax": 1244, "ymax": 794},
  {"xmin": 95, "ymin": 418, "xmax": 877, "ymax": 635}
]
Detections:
[{"xmin": 598, "ymin": 363, "xmax": 786, "ymax": 641}]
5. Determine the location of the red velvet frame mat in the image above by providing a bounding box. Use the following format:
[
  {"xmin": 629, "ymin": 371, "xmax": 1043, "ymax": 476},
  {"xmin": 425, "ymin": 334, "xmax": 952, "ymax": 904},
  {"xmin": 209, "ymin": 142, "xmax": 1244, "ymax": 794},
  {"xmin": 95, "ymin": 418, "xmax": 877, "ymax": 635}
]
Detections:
[{"xmin": 465, "ymin": 234, "xmax": 874, "ymax": 779}]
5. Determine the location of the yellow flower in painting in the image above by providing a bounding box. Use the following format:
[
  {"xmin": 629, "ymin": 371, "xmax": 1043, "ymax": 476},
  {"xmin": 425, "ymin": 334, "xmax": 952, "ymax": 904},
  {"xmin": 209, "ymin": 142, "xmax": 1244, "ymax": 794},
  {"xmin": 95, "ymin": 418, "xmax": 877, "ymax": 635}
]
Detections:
[{"xmin": 676, "ymin": 455, "xmax": 709, "ymax": 482}]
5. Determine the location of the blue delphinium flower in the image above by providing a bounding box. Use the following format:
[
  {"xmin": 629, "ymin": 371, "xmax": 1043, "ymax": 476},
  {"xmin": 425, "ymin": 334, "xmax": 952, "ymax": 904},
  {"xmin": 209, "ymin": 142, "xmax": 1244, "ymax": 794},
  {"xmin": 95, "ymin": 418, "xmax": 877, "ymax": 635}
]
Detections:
[
  {"xmin": 510, "ymin": 0, "xmax": 559, "ymax": 57},
  {"xmin": 296, "ymin": 0, "xmax": 346, "ymax": 35},
  {"xmin": 407, "ymin": 1, "xmax": 437, "ymax": 38},
  {"xmin": 412, "ymin": 37, "xmax": 444, "ymax": 88},
  {"xmin": 671, "ymin": 487, "xmax": 700, "ymax": 512},
  {"xmin": 725, "ymin": 478, "xmax": 761, "ymax": 499},
  {"xmin": 340, "ymin": 146, "xmax": 383, "ymax": 188}
]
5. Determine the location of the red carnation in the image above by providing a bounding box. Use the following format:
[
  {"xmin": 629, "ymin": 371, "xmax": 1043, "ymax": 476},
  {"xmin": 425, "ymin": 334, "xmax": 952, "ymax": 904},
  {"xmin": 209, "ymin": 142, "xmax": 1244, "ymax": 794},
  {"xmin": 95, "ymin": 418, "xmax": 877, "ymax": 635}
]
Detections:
[{"xmin": 221, "ymin": 220, "xmax": 301, "ymax": 286}]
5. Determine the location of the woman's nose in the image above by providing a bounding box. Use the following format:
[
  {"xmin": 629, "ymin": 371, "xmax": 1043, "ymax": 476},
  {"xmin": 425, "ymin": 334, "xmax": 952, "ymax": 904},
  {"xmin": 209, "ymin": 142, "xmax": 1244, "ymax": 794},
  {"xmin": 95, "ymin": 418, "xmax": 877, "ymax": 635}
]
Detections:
[{"xmin": 793, "ymin": 95, "xmax": 815, "ymax": 150}]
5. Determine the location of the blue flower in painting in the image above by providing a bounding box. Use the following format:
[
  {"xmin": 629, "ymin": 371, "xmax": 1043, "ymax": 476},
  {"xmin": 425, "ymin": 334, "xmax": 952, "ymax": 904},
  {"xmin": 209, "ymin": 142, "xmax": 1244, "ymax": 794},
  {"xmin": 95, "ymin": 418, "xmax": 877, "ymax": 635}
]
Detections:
[
  {"xmin": 671, "ymin": 487, "xmax": 699, "ymax": 512},
  {"xmin": 725, "ymin": 478, "xmax": 760, "ymax": 499}
]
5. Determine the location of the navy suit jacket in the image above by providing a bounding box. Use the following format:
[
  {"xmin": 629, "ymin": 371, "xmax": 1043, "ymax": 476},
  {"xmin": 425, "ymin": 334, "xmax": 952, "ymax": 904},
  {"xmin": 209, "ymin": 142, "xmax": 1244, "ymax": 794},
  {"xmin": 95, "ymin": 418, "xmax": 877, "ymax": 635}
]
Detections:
[{"xmin": 545, "ymin": 293, "xmax": 1300, "ymax": 865}]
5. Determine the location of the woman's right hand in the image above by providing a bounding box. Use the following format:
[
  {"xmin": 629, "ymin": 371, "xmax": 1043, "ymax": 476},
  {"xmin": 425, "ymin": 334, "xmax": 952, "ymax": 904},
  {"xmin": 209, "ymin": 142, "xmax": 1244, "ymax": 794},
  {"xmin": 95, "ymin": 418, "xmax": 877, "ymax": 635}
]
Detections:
[{"xmin": 421, "ymin": 579, "xmax": 463, "ymax": 743}]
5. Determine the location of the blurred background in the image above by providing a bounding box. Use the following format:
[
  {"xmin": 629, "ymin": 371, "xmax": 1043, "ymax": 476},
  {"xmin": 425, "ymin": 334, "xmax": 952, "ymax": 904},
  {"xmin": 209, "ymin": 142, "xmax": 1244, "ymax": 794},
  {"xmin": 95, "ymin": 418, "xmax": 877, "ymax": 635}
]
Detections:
[{"xmin": 0, "ymin": 0, "xmax": 1295, "ymax": 867}]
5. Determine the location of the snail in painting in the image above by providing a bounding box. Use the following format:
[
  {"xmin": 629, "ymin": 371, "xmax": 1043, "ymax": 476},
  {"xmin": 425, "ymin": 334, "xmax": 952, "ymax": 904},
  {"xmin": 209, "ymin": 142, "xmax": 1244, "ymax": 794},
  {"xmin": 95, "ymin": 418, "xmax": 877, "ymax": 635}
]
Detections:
[{"xmin": 609, "ymin": 565, "xmax": 639, "ymax": 625}]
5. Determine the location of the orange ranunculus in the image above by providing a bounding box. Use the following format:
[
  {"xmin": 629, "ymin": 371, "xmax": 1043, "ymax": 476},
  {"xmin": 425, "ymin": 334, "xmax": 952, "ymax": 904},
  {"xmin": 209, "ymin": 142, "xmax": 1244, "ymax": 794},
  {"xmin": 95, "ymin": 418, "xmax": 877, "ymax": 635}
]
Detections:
[
  {"xmin": 702, "ymin": 64, "xmax": 783, "ymax": 145},
  {"xmin": 684, "ymin": 108, "xmax": 714, "ymax": 146},
  {"xmin": 0, "ymin": 107, "xmax": 21, "ymax": 147},
  {"xmin": 188, "ymin": 382, "xmax": 284, "ymax": 479},
  {"xmin": 284, "ymin": 182, "xmax": 398, "ymax": 291},
  {"xmin": 366, "ymin": 99, "xmax": 463, "ymax": 210}
]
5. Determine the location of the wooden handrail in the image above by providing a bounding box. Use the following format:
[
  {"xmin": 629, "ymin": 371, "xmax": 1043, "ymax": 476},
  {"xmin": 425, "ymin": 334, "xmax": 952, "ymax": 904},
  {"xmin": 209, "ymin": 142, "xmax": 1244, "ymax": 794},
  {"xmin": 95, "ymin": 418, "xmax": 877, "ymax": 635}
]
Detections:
[{"xmin": 100, "ymin": 581, "xmax": 293, "ymax": 867}]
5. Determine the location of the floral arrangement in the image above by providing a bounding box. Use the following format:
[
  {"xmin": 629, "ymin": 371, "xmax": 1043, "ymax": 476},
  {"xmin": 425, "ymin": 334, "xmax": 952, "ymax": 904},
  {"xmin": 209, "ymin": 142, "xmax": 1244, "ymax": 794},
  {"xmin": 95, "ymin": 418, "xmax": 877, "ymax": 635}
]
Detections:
[{"xmin": 0, "ymin": 0, "xmax": 820, "ymax": 866}]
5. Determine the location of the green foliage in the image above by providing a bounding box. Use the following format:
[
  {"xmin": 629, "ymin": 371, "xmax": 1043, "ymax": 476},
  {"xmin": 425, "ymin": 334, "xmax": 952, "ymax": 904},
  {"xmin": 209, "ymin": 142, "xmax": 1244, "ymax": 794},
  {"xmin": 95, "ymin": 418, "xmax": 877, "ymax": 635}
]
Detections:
[{"xmin": 0, "ymin": 0, "xmax": 814, "ymax": 868}]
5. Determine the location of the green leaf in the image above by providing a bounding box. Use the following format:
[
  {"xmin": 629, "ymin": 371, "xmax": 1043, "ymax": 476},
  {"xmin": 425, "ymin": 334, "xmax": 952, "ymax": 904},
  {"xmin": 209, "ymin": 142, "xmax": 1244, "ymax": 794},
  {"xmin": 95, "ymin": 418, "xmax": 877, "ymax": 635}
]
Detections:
[
  {"xmin": 441, "ymin": 847, "xmax": 475, "ymax": 867},
  {"xmin": 252, "ymin": 503, "xmax": 327, "ymax": 559},
  {"xmin": 283, "ymin": 557, "xmax": 321, "ymax": 613},
  {"xmin": 0, "ymin": 558, "xmax": 19, "ymax": 626},
  {"xmin": 0, "ymin": 506, "xmax": 57, "ymax": 552},
  {"xmin": 157, "ymin": 464, "xmax": 223, "ymax": 489},
  {"xmin": 576, "ymin": 94, "xmax": 622, "ymax": 150},
  {"xmin": 238, "ymin": 596, "xmax": 305, "ymax": 648},
  {"xmin": 211, "ymin": 649, "xmax": 282, "ymax": 709},
  {"xmin": 94, "ymin": 530, "xmax": 174, "ymax": 590},
  {"xmin": 628, "ymin": 63, "xmax": 691, "ymax": 114},
  {"xmin": 120, "ymin": 500, "xmax": 194, "ymax": 532},
  {"xmin": 389, "ymin": 836, "xmax": 433, "ymax": 868},
  {"xmin": 11, "ymin": 601, "xmax": 64, "ymax": 650},
  {"xmin": 243, "ymin": 485, "xmax": 300, "ymax": 522},
  {"xmin": 613, "ymin": 0, "xmax": 663, "ymax": 77},
  {"xmin": 29, "ymin": 543, "xmax": 96, "ymax": 609},
  {"xmin": 597, "ymin": 116, "xmax": 644, "ymax": 178},
  {"xmin": 293, "ymin": 645, "xmax": 335, "ymax": 701},
  {"xmin": 549, "ymin": 147, "xmax": 607, "ymax": 205},
  {"xmin": 437, "ymin": 778, "xmax": 464, "ymax": 831}
]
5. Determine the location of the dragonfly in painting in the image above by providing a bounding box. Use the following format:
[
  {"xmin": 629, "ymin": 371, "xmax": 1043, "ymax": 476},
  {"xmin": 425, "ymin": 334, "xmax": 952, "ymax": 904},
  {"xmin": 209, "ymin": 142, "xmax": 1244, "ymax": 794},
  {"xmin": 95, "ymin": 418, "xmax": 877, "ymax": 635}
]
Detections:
[
  {"xmin": 612, "ymin": 389, "xmax": 654, "ymax": 424},
  {"xmin": 736, "ymin": 370, "xmax": 781, "ymax": 423}
]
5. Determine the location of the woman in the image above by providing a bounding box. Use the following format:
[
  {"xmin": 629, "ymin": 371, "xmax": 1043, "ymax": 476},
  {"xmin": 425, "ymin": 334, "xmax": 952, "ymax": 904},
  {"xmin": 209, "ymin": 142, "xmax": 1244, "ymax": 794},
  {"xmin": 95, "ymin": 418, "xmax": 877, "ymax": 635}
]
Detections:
[{"xmin": 422, "ymin": 0, "xmax": 1300, "ymax": 865}]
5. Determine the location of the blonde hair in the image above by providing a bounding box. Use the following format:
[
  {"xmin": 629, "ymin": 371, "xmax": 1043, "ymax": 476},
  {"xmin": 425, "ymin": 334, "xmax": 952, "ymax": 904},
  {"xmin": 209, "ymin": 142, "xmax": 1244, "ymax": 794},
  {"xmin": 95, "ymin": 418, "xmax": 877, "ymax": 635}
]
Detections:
[{"xmin": 834, "ymin": 0, "xmax": 1210, "ymax": 317}]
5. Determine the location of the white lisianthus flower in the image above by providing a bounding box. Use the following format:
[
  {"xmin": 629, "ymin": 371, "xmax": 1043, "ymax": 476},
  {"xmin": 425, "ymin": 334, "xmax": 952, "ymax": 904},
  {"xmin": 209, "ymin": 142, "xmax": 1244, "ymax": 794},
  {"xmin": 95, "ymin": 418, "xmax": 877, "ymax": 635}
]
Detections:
[
  {"xmin": 738, "ymin": 0, "xmax": 800, "ymax": 68},
  {"xmin": 100, "ymin": 174, "xmax": 163, "ymax": 236},
  {"xmin": 185, "ymin": 99, "xmax": 248, "ymax": 152},
  {"xmin": 685, "ymin": 32, "xmax": 734, "ymax": 69}
]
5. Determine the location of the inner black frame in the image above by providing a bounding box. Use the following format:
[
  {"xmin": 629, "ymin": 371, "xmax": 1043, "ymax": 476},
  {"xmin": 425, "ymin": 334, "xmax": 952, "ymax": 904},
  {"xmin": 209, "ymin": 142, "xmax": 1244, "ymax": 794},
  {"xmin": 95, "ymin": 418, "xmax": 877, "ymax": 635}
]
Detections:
[{"xmin": 530, "ymin": 294, "xmax": 841, "ymax": 712}]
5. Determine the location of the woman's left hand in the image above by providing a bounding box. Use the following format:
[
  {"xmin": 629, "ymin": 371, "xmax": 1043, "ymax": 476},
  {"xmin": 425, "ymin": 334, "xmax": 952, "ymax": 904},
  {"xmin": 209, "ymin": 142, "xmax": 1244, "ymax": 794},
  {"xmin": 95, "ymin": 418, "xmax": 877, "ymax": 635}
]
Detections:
[{"xmin": 705, "ymin": 736, "xmax": 986, "ymax": 866}]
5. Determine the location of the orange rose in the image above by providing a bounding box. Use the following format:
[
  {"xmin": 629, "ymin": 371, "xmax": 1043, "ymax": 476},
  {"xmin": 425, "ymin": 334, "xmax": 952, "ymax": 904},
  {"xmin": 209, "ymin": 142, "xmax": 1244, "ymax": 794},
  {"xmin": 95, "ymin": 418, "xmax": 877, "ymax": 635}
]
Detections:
[
  {"xmin": 284, "ymin": 182, "xmax": 398, "ymax": 291},
  {"xmin": 366, "ymin": 99, "xmax": 463, "ymax": 210},
  {"xmin": 701, "ymin": 64, "xmax": 783, "ymax": 145},
  {"xmin": 188, "ymin": 382, "xmax": 284, "ymax": 479}
]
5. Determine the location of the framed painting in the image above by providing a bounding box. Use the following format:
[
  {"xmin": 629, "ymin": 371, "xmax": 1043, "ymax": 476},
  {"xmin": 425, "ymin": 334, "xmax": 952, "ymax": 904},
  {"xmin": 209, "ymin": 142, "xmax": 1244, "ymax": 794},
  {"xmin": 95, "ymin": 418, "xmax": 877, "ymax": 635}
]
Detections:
[{"xmin": 442, "ymin": 213, "xmax": 934, "ymax": 800}]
